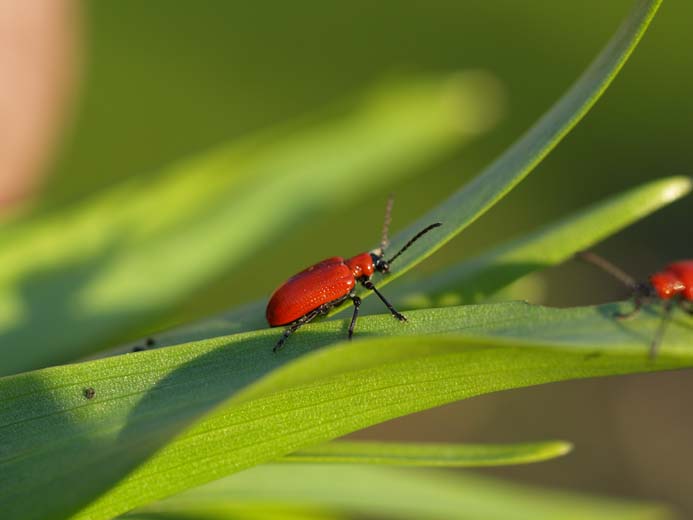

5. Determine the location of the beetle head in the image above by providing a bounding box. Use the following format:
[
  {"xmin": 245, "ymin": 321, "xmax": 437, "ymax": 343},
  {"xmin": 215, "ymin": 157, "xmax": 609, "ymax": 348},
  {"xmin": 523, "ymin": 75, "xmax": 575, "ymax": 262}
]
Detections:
[{"xmin": 371, "ymin": 253, "xmax": 390, "ymax": 274}]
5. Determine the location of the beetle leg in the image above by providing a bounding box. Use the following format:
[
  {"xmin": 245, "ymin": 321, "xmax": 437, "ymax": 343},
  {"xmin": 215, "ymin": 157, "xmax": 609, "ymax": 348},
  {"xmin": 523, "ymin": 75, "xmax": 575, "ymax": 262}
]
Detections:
[
  {"xmin": 361, "ymin": 279, "xmax": 406, "ymax": 321},
  {"xmin": 348, "ymin": 295, "xmax": 361, "ymax": 339},
  {"xmin": 615, "ymin": 282, "xmax": 654, "ymax": 320},
  {"xmin": 273, "ymin": 305, "xmax": 328, "ymax": 352},
  {"xmin": 679, "ymin": 300, "xmax": 693, "ymax": 316},
  {"xmin": 614, "ymin": 295, "xmax": 644, "ymax": 320},
  {"xmin": 650, "ymin": 299, "xmax": 675, "ymax": 359}
]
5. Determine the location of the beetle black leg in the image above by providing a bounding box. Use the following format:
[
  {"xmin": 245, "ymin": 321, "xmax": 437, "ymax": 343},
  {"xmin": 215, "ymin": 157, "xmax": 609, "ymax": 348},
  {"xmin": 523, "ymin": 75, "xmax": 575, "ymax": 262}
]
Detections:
[
  {"xmin": 650, "ymin": 299, "xmax": 675, "ymax": 359},
  {"xmin": 274, "ymin": 305, "xmax": 328, "ymax": 352},
  {"xmin": 348, "ymin": 295, "xmax": 361, "ymax": 339},
  {"xmin": 361, "ymin": 279, "xmax": 406, "ymax": 321},
  {"xmin": 681, "ymin": 300, "xmax": 693, "ymax": 316},
  {"xmin": 615, "ymin": 296, "xmax": 644, "ymax": 320},
  {"xmin": 616, "ymin": 283, "xmax": 653, "ymax": 320}
]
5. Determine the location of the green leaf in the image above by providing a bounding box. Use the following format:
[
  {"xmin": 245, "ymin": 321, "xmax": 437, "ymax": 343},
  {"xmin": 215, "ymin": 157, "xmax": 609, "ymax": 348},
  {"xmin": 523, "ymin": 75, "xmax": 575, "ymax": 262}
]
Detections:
[
  {"xmin": 0, "ymin": 73, "xmax": 499, "ymax": 376},
  {"xmin": 126, "ymin": 504, "xmax": 339, "ymax": 520},
  {"xmin": 346, "ymin": 0, "xmax": 663, "ymax": 303},
  {"xmin": 393, "ymin": 176, "xmax": 692, "ymax": 308},
  {"xmin": 126, "ymin": 465, "xmax": 670, "ymax": 520},
  {"xmin": 2, "ymin": 301, "xmax": 691, "ymax": 520},
  {"xmin": 282, "ymin": 440, "xmax": 572, "ymax": 466}
]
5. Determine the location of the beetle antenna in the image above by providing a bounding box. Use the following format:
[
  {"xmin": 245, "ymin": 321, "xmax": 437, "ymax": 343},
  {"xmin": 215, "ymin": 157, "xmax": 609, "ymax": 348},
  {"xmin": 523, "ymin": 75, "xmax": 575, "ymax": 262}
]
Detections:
[
  {"xmin": 387, "ymin": 223, "xmax": 442, "ymax": 265},
  {"xmin": 576, "ymin": 251, "xmax": 638, "ymax": 290},
  {"xmin": 380, "ymin": 194, "xmax": 394, "ymax": 252}
]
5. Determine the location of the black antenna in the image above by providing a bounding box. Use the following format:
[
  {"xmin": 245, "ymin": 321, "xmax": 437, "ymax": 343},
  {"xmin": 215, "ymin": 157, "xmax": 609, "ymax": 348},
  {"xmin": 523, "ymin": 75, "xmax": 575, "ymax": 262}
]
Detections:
[
  {"xmin": 387, "ymin": 223, "xmax": 442, "ymax": 265},
  {"xmin": 576, "ymin": 251, "xmax": 638, "ymax": 289},
  {"xmin": 380, "ymin": 194, "xmax": 394, "ymax": 252}
]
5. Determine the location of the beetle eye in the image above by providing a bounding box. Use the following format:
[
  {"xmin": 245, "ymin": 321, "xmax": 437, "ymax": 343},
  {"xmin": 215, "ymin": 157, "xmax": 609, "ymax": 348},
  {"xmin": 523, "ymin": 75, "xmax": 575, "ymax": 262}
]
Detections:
[{"xmin": 376, "ymin": 259, "xmax": 390, "ymax": 273}]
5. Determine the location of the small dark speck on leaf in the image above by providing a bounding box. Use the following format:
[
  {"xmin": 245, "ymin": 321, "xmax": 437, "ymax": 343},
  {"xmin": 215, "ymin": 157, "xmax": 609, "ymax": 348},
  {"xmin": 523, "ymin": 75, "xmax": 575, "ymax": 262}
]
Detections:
[
  {"xmin": 583, "ymin": 351, "xmax": 602, "ymax": 361},
  {"xmin": 133, "ymin": 337, "xmax": 156, "ymax": 352},
  {"xmin": 83, "ymin": 387, "xmax": 96, "ymax": 400}
]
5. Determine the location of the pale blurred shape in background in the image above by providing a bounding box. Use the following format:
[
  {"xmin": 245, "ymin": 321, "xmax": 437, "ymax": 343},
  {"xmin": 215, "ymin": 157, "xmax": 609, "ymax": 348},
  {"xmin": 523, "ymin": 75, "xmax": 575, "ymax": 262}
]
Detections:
[{"xmin": 0, "ymin": 0, "xmax": 77, "ymax": 211}]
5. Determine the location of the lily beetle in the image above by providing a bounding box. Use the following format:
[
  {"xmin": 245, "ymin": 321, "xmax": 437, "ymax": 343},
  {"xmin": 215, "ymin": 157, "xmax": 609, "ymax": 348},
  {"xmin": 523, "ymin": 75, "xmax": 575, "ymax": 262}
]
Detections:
[
  {"xmin": 266, "ymin": 197, "xmax": 441, "ymax": 351},
  {"xmin": 578, "ymin": 251, "xmax": 693, "ymax": 357}
]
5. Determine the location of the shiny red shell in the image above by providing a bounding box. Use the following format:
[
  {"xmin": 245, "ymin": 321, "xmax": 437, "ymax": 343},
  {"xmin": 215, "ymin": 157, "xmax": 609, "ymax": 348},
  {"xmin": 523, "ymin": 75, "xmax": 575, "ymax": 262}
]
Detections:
[
  {"xmin": 266, "ymin": 253, "xmax": 375, "ymax": 326},
  {"xmin": 649, "ymin": 260, "xmax": 693, "ymax": 301}
]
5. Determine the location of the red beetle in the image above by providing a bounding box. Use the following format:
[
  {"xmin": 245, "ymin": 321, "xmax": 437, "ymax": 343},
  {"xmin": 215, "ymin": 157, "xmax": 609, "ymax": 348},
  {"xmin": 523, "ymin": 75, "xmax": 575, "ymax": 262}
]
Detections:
[
  {"xmin": 267, "ymin": 198, "xmax": 441, "ymax": 351},
  {"xmin": 578, "ymin": 251, "xmax": 693, "ymax": 357}
]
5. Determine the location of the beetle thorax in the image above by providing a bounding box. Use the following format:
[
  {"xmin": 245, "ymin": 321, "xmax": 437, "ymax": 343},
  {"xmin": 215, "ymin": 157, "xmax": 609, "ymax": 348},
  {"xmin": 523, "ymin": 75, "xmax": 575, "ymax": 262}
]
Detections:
[{"xmin": 345, "ymin": 252, "xmax": 375, "ymax": 280}]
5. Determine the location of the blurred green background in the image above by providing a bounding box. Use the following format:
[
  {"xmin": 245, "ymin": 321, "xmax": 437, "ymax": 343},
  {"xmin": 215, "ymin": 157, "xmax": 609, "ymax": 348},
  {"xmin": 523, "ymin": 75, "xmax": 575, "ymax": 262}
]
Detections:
[{"xmin": 20, "ymin": 0, "xmax": 693, "ymax": 516}]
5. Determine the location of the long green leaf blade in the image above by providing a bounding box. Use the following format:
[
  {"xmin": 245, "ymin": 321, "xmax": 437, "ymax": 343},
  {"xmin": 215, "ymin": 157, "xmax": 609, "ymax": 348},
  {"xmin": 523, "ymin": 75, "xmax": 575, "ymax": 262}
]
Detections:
[
  {"xmin": 2, "ymin": 301, "xmax": 691, "ymax": 520},
  {"xmin": 127, "ymin": 465, "xmax": 670, "ymax": 520},
  {"xmin": 282, "ymin": 440, "xmax": 572, "ymax": 466}
]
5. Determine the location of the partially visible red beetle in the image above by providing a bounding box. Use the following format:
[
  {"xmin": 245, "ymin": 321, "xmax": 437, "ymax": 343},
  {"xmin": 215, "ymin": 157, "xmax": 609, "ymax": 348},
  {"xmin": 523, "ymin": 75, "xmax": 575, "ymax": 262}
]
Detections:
[
  {"xmin": 267, "ymin": 198, "xmax": 441, "ymax": 351},
  {"xmin": 578, "ymin": 251, "xmax": 693, "ymax": 357}
]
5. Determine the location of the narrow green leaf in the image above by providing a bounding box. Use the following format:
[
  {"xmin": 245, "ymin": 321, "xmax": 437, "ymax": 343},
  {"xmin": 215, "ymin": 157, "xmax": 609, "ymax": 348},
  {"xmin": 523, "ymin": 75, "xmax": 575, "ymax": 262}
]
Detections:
[
  {"xmin": 2, "ymin": 301, "xmax": 691, "ymax": 520},
  {"xmin": 127, "ymin": 465, "xmax": 670, "ymax": 520},
  {"xmin": 394, "ymin": 176, "xmax": 692, "ymax": 308},
  {"xmin": 0, "ymin": 74, "xmax": 498, "ymax": 376},
  {"xmin": 347, "ymin": 0, "xmax": 663, "ymax": 304},
  {"xmin": 126, "ymin": 502, "xmax": 339, "ymax": 520},
  {"xmin": 282, "ymin": 440, "xmax": 572, "ymax": 466},
  {"xmin": 126, "ymin": 507, "xmax": 339, "ymax": 520}
]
